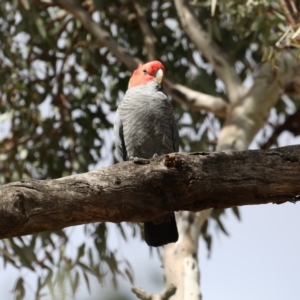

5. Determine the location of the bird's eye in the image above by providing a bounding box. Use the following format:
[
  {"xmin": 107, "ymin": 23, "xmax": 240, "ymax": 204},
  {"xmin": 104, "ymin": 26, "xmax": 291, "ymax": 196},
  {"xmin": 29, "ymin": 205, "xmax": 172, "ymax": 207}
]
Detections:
[{"xmin": 143, "ymin": 69, "xmax": 147, "ymax": 74}]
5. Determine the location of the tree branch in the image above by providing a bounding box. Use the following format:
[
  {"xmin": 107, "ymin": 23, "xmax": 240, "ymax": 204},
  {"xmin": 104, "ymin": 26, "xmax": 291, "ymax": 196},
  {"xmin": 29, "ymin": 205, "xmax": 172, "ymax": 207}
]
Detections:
[
  {"xmin": 163, "ymin": 210, "xmax": 211, "ymax": 300},
  {"xmin": 132, "ymin": 0, "xmax": 157, "ymax": 61},
  {"xmin": 260, "ymin": 107, "xmax": 300, "ymax": 150},
  {"xmin": 217, "ymin": 49, "xmax": 300, "ymax": 151},
  {"xmin": 1, "ymin": 145, "xmax": 300, "ymax": 239},
  {"xmin": 279, "ymin": 0, "xmax": 297, "ymax": 26},
  {"xmin": 164, "ymin": 79, "xmax": 228, "ymax": 117},
  {"xmin": 132, "ymin": 284, "xmax": 176, "ymax": 300},
  {"xmin": 52, "ymin": 0, "xmax": 140, "ymax": 70},
  {"xmin": 174, "ymin": 0, "xmax": 245, "ymax": 103}
]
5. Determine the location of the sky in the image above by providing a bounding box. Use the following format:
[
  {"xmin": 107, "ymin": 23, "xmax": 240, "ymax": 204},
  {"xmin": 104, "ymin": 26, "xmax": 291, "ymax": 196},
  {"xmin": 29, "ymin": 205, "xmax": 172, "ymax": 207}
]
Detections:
[{"xmin": 200, "ymin": 204, "xmax": 300, "ymax": 300}]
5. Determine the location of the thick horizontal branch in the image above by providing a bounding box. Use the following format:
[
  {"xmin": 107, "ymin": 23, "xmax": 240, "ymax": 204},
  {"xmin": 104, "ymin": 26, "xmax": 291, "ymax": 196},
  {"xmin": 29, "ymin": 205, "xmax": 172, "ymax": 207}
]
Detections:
[{"xmin": 1, "ymin": 145, "xmax": 300, "ymax": 239}]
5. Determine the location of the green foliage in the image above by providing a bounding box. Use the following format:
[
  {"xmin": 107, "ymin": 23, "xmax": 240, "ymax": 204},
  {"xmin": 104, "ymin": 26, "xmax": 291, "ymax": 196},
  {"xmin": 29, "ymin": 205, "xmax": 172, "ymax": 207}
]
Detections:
[
  {"xmin": 1, "ymin": 225, "xmax": 134, "ymax": 299},
  {"xmin": 0, "ymin": 0, "xmax": 298, "ymax": 298}
]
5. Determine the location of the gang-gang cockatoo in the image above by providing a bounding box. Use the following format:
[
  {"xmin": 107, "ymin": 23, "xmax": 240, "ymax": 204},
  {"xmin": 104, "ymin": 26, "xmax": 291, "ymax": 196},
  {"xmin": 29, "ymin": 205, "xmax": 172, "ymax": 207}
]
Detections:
[{"xmin": 114, "ymin": 61, "xmax": 179, "ymax": 247}]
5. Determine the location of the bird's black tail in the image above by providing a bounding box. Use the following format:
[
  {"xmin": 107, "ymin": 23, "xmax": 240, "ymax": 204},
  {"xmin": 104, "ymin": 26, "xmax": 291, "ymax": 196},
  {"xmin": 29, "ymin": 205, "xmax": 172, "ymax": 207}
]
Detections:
[{"xmin": 144, "ymin": 212, "xmax": 178, "ymax": 247}]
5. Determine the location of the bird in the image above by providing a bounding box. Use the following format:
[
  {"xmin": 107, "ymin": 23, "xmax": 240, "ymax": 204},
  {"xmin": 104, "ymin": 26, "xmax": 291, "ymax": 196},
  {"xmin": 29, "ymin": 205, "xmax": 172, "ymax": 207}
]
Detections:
[{"xmin": 114, "ymin": 60, "xmax": 179, "ymax": 247}]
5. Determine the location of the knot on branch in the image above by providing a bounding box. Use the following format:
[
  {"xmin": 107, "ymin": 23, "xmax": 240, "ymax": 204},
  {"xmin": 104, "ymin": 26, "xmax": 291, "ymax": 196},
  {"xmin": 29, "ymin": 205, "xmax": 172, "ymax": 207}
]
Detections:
[
  {"xmin": 114, "ymin": 177, "xmax": 122, "ymax": 185},
  {"xmin": 13, "ymin": 191, "xmax": 26, "ymax": 217},
  {"xmin": 164, "ymin": 154, "xmax": 182, "ymax": 168}
]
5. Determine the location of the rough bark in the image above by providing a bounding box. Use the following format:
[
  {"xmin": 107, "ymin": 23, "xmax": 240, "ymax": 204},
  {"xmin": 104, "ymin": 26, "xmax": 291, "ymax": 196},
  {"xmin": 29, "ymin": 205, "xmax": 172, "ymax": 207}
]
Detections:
[{"xmin": 0, "ymin": 145, "xmax": 300, "ymax": 239}]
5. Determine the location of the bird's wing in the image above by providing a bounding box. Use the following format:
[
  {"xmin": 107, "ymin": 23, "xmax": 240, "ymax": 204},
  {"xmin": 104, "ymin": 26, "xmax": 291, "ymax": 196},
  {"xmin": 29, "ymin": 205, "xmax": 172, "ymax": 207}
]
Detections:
[{"xmin": 114, "ymin": 110, "xmax": 127, "ymax": 161}]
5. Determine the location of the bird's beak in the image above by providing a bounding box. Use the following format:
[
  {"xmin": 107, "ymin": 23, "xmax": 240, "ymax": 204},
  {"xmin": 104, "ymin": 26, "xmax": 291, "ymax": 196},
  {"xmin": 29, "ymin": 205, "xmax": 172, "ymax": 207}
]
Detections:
[{"xmin": 155, "ymin": 69, "xmax": 164, "ymax": 85}]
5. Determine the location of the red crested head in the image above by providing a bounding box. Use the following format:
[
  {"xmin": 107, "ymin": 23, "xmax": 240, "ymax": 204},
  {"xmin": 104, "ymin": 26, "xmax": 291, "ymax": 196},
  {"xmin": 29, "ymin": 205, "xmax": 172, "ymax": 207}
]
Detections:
[{"xmin": 128, "ymin": 60, "xmax": 165, "ymax": 88}]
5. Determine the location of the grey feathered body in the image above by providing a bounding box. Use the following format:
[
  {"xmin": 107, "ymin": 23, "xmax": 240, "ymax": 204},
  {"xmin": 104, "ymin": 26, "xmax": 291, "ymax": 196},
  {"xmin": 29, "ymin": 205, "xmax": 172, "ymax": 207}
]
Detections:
[
  {"xmin": 114, "ymin": 80, "xmax": 179, "ymax": 247},
  {"xmin": 114, "ymin": 81, "xmax": 179, "ymax": 161}
]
